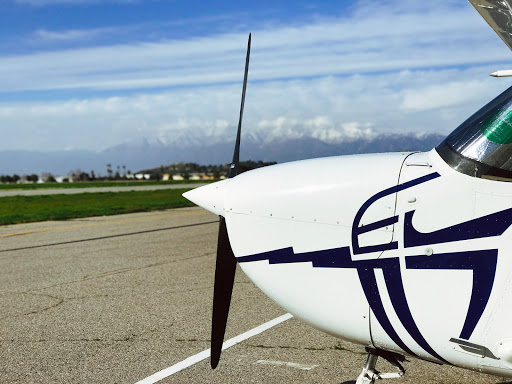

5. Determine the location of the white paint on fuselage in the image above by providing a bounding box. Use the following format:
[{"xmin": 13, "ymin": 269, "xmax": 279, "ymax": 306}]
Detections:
[{"xmin": 185, "ymin": 148, "xmax": 512, "ymax": 378}]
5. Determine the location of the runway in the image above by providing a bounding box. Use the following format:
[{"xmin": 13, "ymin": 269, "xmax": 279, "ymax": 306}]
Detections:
[
  {"xmin": 0, "ymin": 207, "xmax": 508, "ymax": 383},
  {"xmin": 0, "ymin": 183, "xmax": 207, "ymax": 197}
]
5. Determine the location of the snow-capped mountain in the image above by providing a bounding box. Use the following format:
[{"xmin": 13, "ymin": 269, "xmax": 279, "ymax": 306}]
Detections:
[{"xmin": 0, "ymin": 132, "xmax": 446, "ymax": 176}]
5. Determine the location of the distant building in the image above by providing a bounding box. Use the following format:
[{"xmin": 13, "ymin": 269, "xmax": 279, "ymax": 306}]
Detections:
[
  {"xmin": 172, "ymin": 173, "xmax": 215, "ymax": 181},
  {"xmin": 190, "ymin": 173, "xmax": 215, "ymax": 180}
]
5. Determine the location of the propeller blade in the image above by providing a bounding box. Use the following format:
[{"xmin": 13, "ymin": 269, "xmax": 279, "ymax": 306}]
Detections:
[
  {"xmin": 210, "ymin": 33, "xmax": 251, "ymax": 369},
  {"xmin": 228, "ymin": 32, "xmax": 251, "ymax": 179},
  {"xmin": 211, "ymin": 217, "xmax": 238, "ymax": 368}
]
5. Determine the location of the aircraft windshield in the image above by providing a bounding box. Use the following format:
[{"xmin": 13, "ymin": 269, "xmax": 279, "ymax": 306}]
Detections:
[{"xmin": 436, "ymin": 85, "xmax": 512, "ymax": 181}]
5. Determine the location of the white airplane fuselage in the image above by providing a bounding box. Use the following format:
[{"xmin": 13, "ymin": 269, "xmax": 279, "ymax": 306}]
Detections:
[{"xmin": 186, "ymin": 148, "xmax": 512, "ymax": 377}]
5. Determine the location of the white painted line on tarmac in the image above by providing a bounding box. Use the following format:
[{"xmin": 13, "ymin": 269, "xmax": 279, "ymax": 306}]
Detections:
[
  {"xmin": 255, "ymin": 360, "xmax": 319, "ymax": 370},
  {"xmin": 135, "ymin": 313, "xmax": 293, "ymax": 384}
]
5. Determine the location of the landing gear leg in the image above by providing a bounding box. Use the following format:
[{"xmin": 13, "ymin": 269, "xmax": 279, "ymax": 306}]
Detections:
[{"xmin": 355, "ymin": 347, "xmax": 406, "ymax": 384}]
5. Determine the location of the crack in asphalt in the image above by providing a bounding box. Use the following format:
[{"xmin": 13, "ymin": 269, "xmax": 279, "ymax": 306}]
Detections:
[
  {"xmin": 0, "ymin": 220, "xmax": 218, "ymax": 254},
  {"xmin": 0, "ymin": 291, "xmax": 66, "ymax": 321},
  {"xmin": 0, "ymin": 250, "xmax": 221, "ymax": 322},
  {"xmin": 21, "ymin": 292, "xmax": 65, "ymax": 317},
  {"xmin": 25, "ymin": 251, "xmax": 214, "ymax": 293},
  {"xmin": 0, "ymin": 324, "xmax": 171, "ymax": 343},
  {"xmin": 245, "ymin": 343, "xmax": 362, "ymax": 354}
]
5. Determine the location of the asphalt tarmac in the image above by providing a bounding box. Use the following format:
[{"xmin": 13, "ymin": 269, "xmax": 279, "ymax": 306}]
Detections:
[{"xmin": 0, "ymin": 207, "xmax": 510, "ymax": 384}]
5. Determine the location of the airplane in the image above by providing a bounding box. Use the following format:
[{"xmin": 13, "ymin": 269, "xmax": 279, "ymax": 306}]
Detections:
[{"xmin": 183, "ymin": 2, "xmax": 512, "ymax": 383}]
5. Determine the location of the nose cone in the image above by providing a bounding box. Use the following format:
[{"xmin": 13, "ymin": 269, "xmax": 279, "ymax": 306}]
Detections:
[{"xmin": 183, "ymin": 180, "xmax": 227, "ymax": 216}]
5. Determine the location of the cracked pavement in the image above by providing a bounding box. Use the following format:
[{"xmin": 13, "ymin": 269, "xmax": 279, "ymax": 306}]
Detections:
[{"xmin": 0, "ymin": 207, "xmax": 510, "ymax": 383}]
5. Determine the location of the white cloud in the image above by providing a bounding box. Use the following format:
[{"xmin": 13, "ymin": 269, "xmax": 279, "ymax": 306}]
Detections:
[
  {"xmin": 400, "ymin": 80, "xmax": 492, "ymax": 112},
  {"xmin": 1, "ymin": 0, "xmax": 511, "ymax": 153},
  {"xmin": 0, "ymin": 68, "xmax": 508, "ymax": 152},
  {"xmin": 0, "ymin": 1, "xmax": 508, "ymax": 93},
  {"xmin": 34, "ymin": 27, "xmax": 118, "ymax": 42},
  {"xmin": 339, "ymin": 122, "xmax": 376, "ymax": 141}
]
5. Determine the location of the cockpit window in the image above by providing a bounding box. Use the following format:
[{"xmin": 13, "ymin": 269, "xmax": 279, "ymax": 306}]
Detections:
[{"xmin": 436, "ymin": 85, "xmax": 512, "ymax": 181}]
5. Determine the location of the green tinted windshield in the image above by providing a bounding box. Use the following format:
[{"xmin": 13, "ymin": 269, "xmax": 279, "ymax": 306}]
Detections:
[{"xmin": 436, "ymin": 85, "xmax": 512, "ymax": 179}]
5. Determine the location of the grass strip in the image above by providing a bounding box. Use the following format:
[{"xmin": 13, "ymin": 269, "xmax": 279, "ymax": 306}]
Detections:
[
  {"xmin": 0, "ymin": 188, "xmax": 196, "ymax": 225},
  {"xmin": 0, "ymin": 179, "xmax": 211, "ymax": 191}
]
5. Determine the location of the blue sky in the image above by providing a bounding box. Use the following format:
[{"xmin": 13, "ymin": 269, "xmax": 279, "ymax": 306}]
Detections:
[
  {"xmin": 0, "ymin": 1, "xmax": 329, "ymax": 56},
  {"xmin": 0, "ymin": 0, "xmax": 511, "ymax": 152}
]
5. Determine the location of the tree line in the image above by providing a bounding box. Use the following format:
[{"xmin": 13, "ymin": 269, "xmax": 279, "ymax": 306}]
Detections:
[{"xmin": 0, "ymin": 161, "xmax": 277, "ymax": 184}]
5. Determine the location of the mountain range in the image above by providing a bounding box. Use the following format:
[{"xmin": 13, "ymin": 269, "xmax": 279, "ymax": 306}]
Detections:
[{"xmin": 0, "ymin": 132, "xmax": 447, "ymax": 176}]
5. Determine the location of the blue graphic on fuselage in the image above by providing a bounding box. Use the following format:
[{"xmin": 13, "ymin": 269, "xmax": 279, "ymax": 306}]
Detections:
[
  {"xmin": 237, "ymin": 173, "xmax": 510, "ymax": 363},
  {"xmin": 351, "ymin": 172, "xmax": 440, "ymax": 255}
]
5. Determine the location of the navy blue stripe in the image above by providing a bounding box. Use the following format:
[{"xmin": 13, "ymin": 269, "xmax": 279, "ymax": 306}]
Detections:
[
  {"xmin": 404, "ymin": 208, "xmax": 512, "ymax": 248},
  {"xmin": 237, "ymin": 246, "xmax": 353, "ymax": 266},
  {"xmin": 406, "ymin": 250, "xmax": 498, "ymax": 340},
  {"xmin": 381, "ymin": 261, "xmax": 450, "ymax": 364},
  {"xmin": 357, "ymin": 266, "xmax": 417, "ymax": 357},
  {"xmin": 353, "ymin": 242, "xmax": 399, "ymax": 255},
  {"xmin": 357, "ymin": 216, "xmax": 399, "ymax": 235}
]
